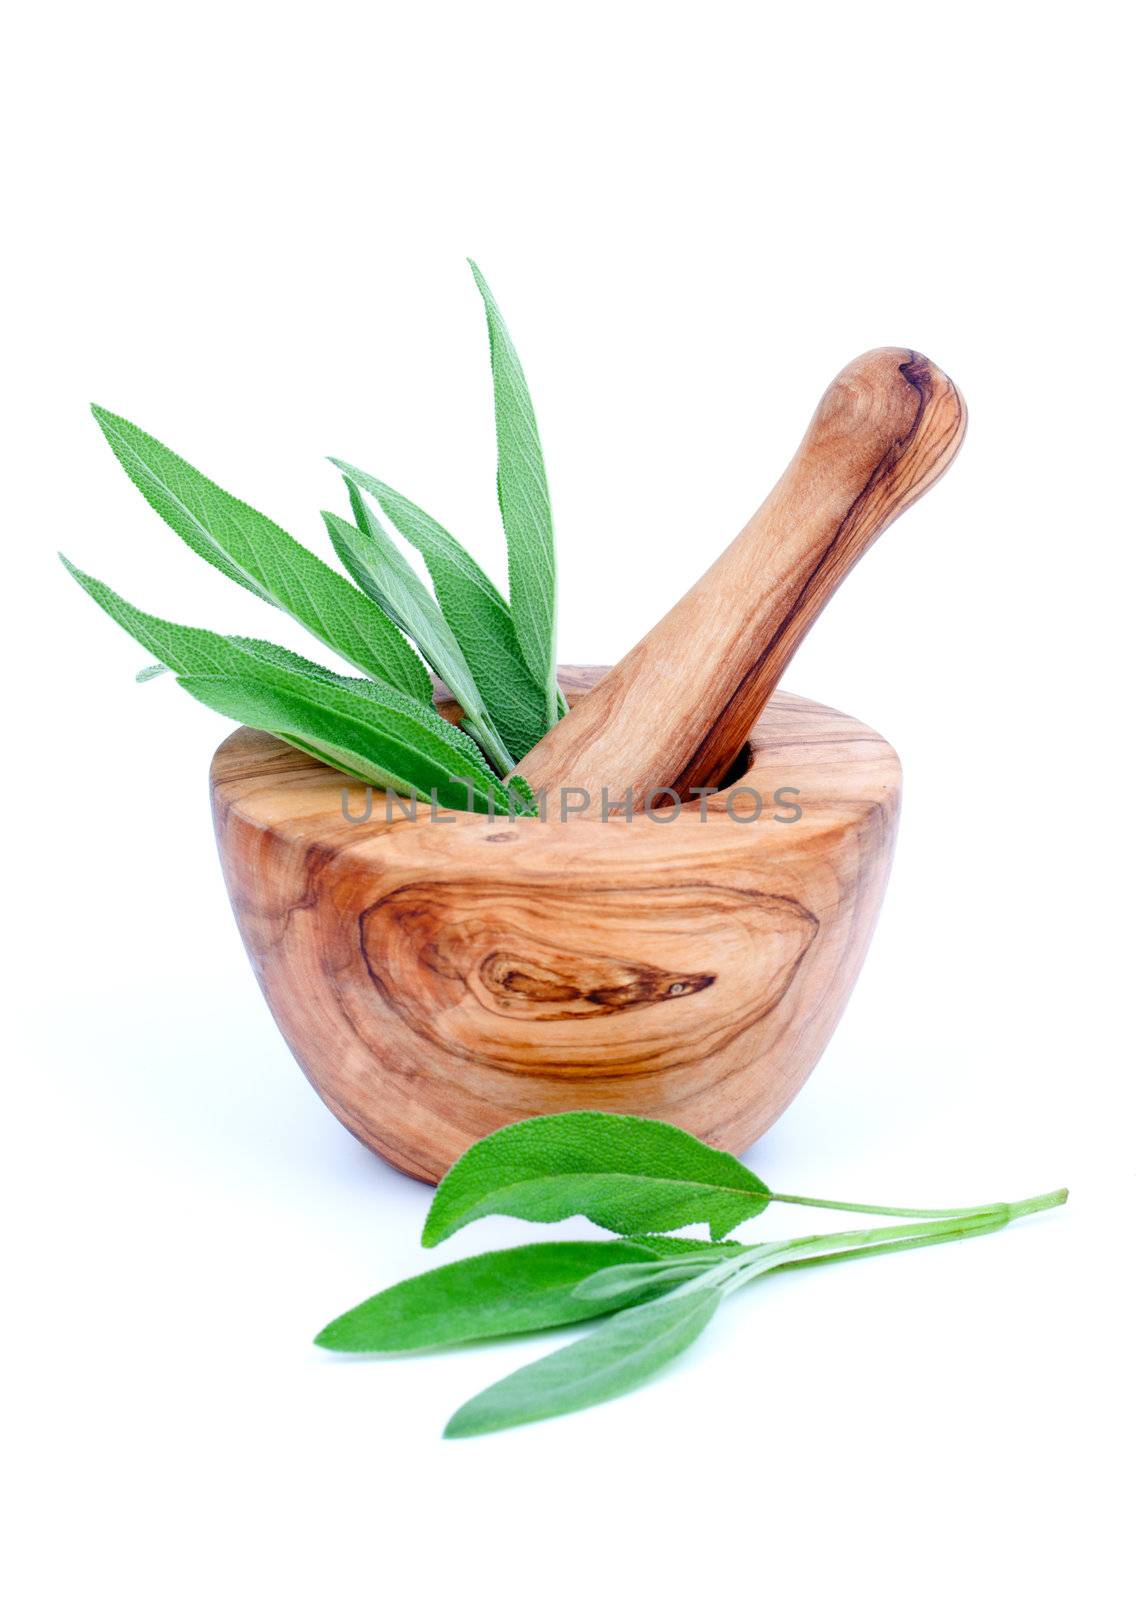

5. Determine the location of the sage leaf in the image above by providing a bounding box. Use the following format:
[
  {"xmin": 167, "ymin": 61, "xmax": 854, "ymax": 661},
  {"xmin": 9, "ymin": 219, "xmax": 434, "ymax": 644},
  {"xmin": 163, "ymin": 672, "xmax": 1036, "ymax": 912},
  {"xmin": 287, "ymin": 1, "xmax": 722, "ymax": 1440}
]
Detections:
[
  {"xmin": 444, "ymin": 1282, "xmax": 723, "ymax": 1438},
  {"xmin": 421, "ymin": 1112, "xmax": 771, "ymax": 1247},
  {"xmin": 333, "ymin": 463, "xmax": 548, "ymax": 761},
  {"xmin": 467, "ymin": 261, "xmax": 558, "ymax": 727},
  {"xmin": 61, "ymin": 559, "xmax": 529, "ymax": 812},
  {"xmin": 325, "ymin": 495, "xmax": 514, "ymax": 774},
  {"xmin": 314, "ymin": 1240, "xmax": 667, "ymax": 1353},
  {"xmin": 178, "ymin": 674, "xmax": 507, "ymax": 810},
  {"xmin": 91, "ymin": 406, "xmax": 432, "ymax": 701}
]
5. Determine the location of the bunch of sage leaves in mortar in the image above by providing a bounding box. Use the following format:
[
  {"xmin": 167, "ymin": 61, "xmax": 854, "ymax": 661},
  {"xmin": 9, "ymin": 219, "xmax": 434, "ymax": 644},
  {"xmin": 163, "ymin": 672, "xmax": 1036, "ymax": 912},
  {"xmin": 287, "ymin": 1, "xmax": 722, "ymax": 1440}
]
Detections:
[
  {"xmin": 316, "ymin": 1112, "xmax": 1067, "ymax": 1437},
  {"xmin": 62, "ymin": 262, "xmax": 558, "ymax": 814}
]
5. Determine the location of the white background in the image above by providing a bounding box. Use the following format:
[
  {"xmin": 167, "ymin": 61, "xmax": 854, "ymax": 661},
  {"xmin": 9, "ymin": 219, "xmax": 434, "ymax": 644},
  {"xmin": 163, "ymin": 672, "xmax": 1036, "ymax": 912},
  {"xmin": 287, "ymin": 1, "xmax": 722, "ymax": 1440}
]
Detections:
[{"xmin": 4, "ymin": 3, "xmax": 1132, "ymax": 1595}]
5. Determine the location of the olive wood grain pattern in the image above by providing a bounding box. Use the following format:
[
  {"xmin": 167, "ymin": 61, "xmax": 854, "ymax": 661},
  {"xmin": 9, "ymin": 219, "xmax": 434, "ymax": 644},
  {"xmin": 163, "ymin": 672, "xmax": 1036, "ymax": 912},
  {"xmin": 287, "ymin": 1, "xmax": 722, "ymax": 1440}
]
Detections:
[
  {"xmin": 211, "ymin": 669, "xmax": 901, "ymax": 1182},
  {"xmin": 517, "ymin": 350, "xmax": 964, "ymax": 807}
]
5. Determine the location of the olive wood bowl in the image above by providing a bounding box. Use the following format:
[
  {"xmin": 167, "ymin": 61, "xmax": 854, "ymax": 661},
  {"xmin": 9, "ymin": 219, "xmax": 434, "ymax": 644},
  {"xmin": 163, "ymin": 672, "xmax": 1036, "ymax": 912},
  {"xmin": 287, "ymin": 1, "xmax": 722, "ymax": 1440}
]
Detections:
[{"xmin": 210, "ymin": 667, "xmax": 901, "ymax": 1181}]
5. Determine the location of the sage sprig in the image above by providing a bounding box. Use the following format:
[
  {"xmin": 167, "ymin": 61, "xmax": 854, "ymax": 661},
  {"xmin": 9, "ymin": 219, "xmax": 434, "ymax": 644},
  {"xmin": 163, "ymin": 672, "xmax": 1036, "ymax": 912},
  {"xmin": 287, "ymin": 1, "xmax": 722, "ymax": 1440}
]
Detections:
[
  {"xmin": 316, "ymin": 1111, "xmax": 1067, "ymax": 1437},
  {"xmin": 419, "ymin": 1110, "xmax": 1007, "ymax": 1245},
  {"xmin": 63, "ymin": 263, "xmax": 561, "ymax": 806}
]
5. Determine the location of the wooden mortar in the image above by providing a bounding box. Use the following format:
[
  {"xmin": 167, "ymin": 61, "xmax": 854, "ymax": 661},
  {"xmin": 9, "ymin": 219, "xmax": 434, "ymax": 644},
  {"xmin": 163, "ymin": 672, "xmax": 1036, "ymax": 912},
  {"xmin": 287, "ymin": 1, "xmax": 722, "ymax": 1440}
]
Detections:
[{"xmin": 211, "ymin": 668, "xmax": 900, "ymax": 1181}]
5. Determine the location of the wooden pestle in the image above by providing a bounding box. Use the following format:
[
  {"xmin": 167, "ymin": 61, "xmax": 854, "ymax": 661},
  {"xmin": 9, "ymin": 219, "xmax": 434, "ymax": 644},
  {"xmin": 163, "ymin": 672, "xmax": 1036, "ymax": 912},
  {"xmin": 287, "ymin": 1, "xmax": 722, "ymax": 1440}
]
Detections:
[{"xmin": 516, "ymin": 348, "xmax": 966, "ymax": 808}]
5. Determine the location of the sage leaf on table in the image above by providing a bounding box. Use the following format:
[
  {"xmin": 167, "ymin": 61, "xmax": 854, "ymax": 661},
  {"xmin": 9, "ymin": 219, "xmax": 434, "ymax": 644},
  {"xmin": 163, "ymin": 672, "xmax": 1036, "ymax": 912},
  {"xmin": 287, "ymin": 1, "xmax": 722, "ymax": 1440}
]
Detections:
[
  {"xmin": 316, "ymin": 1234, "xmax": 747, "ymax": 1355},
  {"xmin": 318, "ymin": 1111, "xmax": 1067, "ymax": 1437},
  {"xmin": 316, "ymin": 1240, "xmax": 669, "ymax": 1353},
  {"xmin": 421, "ymin": 1111, "xmax": 774, "ymax": 1245},
  {"xmin": 444, "ymin": 1283, "xmax": 725, "ymax": 1439},
  {"xmin": 421, "ymin": 1110, "xmax": 1030, "ymax": 1247},
  {"xmin": 468, "ymin": 259, "xmax": 559, "ymax": 728},
  {"xmin": 90, "ymin": 406, "xmax": 432, "ymax": 701},
  {"xmin": 331, "ymin": 463, "xmax": 550, "ymax": 760}
]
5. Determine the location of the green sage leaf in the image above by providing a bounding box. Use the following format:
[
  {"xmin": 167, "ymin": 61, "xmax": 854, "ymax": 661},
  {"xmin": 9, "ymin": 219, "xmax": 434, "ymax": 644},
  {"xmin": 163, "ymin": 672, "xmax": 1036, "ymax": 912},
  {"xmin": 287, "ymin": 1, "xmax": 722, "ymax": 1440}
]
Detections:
[
  {"xmin": 61, "ymin": 559, "xmax": 529, "ymax": 812},
  {"xmin": 422, "ymin": 1112, "xmax": 772, "ymax": 1247},
  {"xmin": 444, "ymin": 1282, "xmax": 723, "ymax": 1438},
  {"xmin": 324, "ymin": 496, "xmax": 513, "ymax": 774},
  {"xmin": 178, "ymin": 674, "xmax": 506, "ymax": 810},
  {"xmin": 314, "ymin": 1240, "xmax": 667, "ymax": 1354},
  {"xmin": 91, "ymin": 406, "xmax": 431, "ymax": 701},
  {"xmin": 332, "ymin": 463, "xmax": 548, "ymax": 761},
  {"xmin": 467, "ymin": 261, "xmax": 558, "ymax": 727}
]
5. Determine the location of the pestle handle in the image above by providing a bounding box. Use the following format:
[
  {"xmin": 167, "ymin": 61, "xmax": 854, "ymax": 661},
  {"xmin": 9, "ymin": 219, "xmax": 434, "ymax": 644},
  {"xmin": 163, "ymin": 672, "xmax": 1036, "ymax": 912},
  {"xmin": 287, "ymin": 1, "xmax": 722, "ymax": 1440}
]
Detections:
[{"xmin": 516, "ymin": 347, "xmax": 966, "ymax": 808}]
